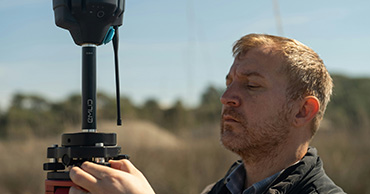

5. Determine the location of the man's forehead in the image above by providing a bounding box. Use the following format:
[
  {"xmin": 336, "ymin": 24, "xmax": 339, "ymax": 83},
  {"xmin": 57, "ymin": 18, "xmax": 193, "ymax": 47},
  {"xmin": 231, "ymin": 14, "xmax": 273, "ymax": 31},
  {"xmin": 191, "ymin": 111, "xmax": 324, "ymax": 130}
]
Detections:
[
  {"xmin": 228, "ymin": 46, "xmax": 285, "ymax": 79},
  {"xmin": 237, "ymin": 45, "xmax": 280, "ymax": 60},
  {"xmin": 230, "ymin": 62, "xmax": 265, "ymax": 77}
]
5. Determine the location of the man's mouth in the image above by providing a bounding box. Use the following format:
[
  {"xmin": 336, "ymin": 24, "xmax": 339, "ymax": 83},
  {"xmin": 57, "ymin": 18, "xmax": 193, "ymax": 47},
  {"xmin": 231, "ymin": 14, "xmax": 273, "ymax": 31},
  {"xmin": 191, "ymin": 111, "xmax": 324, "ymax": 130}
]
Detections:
[{"xmin": 222, "ymin": 115, "xmax": 239, "ymax": 123}]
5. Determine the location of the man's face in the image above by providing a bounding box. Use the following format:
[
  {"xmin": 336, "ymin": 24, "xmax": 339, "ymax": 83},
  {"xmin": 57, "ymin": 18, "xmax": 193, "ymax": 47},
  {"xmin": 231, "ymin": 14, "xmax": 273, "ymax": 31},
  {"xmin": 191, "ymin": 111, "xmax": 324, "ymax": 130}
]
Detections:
[{"xmin": 220, "ymin": 46, "xmax": 293, "ymax": 160}]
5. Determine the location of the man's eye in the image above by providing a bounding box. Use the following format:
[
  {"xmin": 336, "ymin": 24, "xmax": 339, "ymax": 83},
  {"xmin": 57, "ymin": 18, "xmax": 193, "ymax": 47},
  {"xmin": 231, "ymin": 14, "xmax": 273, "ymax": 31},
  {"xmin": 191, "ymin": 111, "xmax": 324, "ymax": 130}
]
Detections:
[{"xmin": 247, "ymin": 85, "xmax": 261, "ymax": 89}]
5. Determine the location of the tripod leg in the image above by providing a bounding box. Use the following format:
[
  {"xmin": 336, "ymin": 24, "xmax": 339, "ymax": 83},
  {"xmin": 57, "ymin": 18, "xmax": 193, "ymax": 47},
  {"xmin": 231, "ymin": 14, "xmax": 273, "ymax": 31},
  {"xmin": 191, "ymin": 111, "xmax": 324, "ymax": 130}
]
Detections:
[
  {"xmin": 55, "ymin": 187, "xmax": 70, "ymax": 194},
  {"xmin": 45, "ymin": 180, "xmax": 75, "ymax": 194}
]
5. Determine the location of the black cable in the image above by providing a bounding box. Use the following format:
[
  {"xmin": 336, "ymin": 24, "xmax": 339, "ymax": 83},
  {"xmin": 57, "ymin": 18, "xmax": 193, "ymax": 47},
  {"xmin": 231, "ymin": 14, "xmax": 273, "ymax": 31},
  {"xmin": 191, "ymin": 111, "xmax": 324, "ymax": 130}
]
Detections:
[{"xmin": 112, "ymin": 26, "xmax": 122, "ymax": 126}]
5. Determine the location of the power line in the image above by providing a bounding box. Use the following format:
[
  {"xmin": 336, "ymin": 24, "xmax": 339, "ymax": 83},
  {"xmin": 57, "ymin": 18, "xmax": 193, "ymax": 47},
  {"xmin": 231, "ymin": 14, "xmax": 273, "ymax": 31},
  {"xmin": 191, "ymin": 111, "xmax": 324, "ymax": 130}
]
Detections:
[{"xmin": 273, "ymin": 0, "xmax": 284, "ymax": 36}]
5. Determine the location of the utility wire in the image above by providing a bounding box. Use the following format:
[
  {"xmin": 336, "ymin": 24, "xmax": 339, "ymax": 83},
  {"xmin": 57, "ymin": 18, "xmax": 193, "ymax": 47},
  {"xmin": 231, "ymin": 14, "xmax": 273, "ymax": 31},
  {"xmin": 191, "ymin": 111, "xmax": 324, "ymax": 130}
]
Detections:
[{"xmin": 273, "ymin": 0, "xmax": 284, "ymax": 36}]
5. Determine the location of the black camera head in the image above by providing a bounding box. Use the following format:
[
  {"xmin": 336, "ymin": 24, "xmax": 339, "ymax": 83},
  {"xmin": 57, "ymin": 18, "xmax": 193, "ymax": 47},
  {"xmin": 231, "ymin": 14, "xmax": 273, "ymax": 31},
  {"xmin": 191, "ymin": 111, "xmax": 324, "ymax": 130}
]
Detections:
[{"xmin": 53, "ymin": 0, "xmax": 125, "ymax": 46}]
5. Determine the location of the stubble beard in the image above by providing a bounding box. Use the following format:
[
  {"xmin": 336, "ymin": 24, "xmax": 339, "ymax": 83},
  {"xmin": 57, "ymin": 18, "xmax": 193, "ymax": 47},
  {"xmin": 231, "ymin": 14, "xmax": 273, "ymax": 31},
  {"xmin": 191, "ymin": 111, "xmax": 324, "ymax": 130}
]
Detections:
[{"xmin": 220, "ymin": 106, "xmax": 291, "ymax": 164}]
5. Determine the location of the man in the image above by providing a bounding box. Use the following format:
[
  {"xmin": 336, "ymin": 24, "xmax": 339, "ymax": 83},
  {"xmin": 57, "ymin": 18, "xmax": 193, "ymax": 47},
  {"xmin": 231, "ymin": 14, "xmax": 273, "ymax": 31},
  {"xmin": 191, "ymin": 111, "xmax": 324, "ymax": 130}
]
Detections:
[{"xmin": 69, "ymin": 34, "xmax": 345, "ymax": 194}]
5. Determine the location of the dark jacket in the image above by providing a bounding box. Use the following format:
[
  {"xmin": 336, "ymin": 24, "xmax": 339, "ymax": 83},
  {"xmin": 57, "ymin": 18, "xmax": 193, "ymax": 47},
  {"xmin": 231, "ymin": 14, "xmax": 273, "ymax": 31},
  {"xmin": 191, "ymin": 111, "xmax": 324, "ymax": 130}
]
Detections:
[{"xmin": 203, "ymin": 147, "xmax": 345, "ymax": 194}]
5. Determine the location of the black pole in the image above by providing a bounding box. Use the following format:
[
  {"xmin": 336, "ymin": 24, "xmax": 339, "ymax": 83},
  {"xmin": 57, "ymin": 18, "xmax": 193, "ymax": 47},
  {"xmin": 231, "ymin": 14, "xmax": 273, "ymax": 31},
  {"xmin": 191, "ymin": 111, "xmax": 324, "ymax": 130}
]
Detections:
[{"xmin": 82, "ymin": 45, "xmax": 97, "ymax": 130}]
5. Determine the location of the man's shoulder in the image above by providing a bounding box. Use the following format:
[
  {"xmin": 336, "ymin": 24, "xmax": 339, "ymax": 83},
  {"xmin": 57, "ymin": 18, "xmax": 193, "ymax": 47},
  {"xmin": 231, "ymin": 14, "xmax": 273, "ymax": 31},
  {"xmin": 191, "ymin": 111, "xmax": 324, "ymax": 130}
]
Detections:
[
  {"xmin": 284, "ymin": 176, "xmax": 345, "ymax": 194},
  {"xmin": 298, "ymin": 148, "xmax": 346, "ymax": 194},
  {"xmin": 305, "ymin": 171, "xmax": 345, "ymax": 194},
  {"xmin": 268, "ymin": 147, "xmax": 345, "ymax": 194},
  {"xmin": 202, "ymin": 148, "xmax": 346, "ymax": 194}
]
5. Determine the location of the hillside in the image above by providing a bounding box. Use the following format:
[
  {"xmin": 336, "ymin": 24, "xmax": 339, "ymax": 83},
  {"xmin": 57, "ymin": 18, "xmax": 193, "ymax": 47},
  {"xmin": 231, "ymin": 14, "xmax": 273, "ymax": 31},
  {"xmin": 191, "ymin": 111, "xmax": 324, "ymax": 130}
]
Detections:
[{"xmin": 98, "ymin": 120, "xmax": 184, "ymax": 149}]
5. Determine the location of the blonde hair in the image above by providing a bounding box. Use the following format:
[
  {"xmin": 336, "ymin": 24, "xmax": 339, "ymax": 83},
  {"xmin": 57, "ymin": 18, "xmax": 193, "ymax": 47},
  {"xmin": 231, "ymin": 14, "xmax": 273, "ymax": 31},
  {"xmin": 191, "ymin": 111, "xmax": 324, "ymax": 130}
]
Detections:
[{"xmin": 233, "ymin": 34, "xmax": 333, "ymax": 135}]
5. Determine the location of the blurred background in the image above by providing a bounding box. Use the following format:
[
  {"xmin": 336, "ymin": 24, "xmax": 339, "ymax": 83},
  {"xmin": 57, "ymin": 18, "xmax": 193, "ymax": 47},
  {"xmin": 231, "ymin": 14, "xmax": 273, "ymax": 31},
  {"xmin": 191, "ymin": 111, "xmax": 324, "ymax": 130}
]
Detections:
[{"xmin": 0, "ymin": 0, "xmax": 370, "ymax": 193}]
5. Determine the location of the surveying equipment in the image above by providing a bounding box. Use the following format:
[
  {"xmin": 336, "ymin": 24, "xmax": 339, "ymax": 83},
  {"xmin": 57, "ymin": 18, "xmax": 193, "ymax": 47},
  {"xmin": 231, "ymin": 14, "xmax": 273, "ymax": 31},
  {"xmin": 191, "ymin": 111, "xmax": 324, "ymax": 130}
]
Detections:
[{"xmin": 43, "ymin": 0, "xmax": 127, "ymax": 193}]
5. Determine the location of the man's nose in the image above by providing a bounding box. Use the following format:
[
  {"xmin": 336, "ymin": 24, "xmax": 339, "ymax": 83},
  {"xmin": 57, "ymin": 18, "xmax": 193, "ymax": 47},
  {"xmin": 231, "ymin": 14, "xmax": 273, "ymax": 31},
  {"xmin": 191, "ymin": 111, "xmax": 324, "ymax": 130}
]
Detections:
[{"xmin": 220, "ymin": 86, "xmax": 241, "ymax": 107}]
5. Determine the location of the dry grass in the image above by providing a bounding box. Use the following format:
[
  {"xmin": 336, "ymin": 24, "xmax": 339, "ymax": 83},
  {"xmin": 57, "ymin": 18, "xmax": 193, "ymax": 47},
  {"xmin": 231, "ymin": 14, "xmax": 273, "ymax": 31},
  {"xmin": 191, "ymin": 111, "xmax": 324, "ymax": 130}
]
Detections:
[
  {"xmin": 311, "ymin": 129, "xmax": 370, "ymax": 194},
  {"xmin": 0, "ymin": 120, "xmax": 238, "ymax": 194},
  {"xmin": 0, "ymin": 120, "xmax": 368, "ymax": 194},
  {"xmin": 0, "ymin": 137, "xmax": 58, "ymax": 194},
  {"xmin": 99, "ymin": 120, "xmax": 238, "ymax": 194}
]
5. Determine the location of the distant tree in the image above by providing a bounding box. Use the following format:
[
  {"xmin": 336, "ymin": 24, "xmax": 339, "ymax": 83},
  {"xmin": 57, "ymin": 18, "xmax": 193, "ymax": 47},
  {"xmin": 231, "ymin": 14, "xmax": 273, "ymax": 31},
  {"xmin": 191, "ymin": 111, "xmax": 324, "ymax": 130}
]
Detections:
[
  {"xmin": 96, "ymin": 93, "xmax": 139, "ymax": 121},
  {"xmin": 0, "ymin": 108, "xmax": 6, "ymax": 138},
  {"xmin": 139, "ymin": 98, "xmax": 163, "ymax": 124},
  {"xmin": 162, "ymin": 99, "xmax": 190, "ymax": 132},
  {"xmin": 97, "ymin": 92, "xmax": 116, "ymax": 120},
  {"xmin": 2, "ymin": 75, "xmax": 368, "ymax": 139},
  {"xmin": 51, "ymin": 94, "xmax": 81, "ymax": 127},
  {"xmin": 6, "ymin": 93, "xmax": 62, "ymax": 138},
  {"xmin": 121, "ymin": 96, "xmax": 138, "ymax": 120},
  {"xmin": 326, "ymin": 75, "xmax": 370, "ymax": 132},
  {"xmin": 195, "ymin": 85, "xmax": 224, "ymax": 124}
]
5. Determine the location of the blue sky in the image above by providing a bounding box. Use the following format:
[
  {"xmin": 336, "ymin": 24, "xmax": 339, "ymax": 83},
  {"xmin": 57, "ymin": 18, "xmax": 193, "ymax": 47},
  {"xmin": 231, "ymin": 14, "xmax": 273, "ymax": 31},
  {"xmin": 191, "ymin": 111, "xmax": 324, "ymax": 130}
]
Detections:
[{"xmin": 1, "ymin": 0, "xmax": 370, "ymax": 109}]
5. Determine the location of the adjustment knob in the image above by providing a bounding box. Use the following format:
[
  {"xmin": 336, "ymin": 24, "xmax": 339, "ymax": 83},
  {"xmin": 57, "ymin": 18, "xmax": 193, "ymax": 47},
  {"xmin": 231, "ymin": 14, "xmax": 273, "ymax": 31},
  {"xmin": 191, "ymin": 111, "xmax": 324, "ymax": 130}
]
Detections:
[{"xmin": 43, "ymin": 162, "xmax": 65, "ymax": 171}]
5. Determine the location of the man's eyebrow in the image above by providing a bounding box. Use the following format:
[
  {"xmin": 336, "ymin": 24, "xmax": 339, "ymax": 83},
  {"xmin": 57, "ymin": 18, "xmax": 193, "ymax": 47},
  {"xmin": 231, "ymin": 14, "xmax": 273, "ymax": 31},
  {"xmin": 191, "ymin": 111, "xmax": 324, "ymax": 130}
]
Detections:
[
  {"xmin": 225, "ymin": 72, "xmax": 264, "ymax": 81},
  {"xmin": 240, "ymin": 71, "xmax": 265, "ymax": 79}
]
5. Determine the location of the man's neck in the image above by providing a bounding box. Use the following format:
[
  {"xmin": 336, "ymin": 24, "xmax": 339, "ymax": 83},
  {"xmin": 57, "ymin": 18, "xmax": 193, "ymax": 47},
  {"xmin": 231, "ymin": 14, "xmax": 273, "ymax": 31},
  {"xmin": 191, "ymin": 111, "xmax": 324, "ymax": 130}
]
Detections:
[{"xmin": 242, "ymin": 143, "xmax": 309, "ymax": 188}]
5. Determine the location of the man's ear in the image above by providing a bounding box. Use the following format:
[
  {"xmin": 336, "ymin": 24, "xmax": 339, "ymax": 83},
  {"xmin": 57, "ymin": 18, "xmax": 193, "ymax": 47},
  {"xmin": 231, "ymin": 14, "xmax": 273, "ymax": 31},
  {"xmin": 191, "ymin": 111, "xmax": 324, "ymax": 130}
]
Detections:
[{"xmin": 293, "ymin": 96, "xmax": 320, "ymax": 127}]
